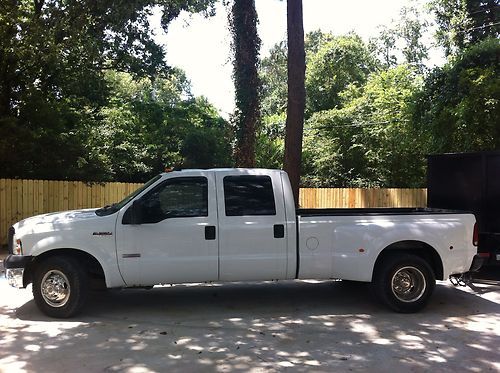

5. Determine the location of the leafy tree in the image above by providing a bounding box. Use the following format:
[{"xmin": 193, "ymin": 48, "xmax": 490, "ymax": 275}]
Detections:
[
  {"xmin": 257, "ymin": 2, "xmax": 498, "ymax": 190},
  {"xmin": 259, "ymin": 31, "xmax": 377, "ymax": 172},
  {"xmin": 228, "ymin": 0, "xmax": 261, "ymax": 167},
  {"xmin": 305, "ymin": 33, "xmax": 377, "ymax": 115},
  {"xmin": 302, "ymin": 101, "xmax": 369, "ymax": 187},
  {"xmin": 414, "ymin": 38, "xmax": 500, "ymax": 154},
  {"xmin": 304, "ymin": 64, "xmax": 425, "ymax": 187},
  {"xmin": 369, "ymin": 25, "xmax": 398, "ymax": 68},
  {"xmin": 261, "ymin": 42, "xmax": 288, "ymax": 119},
  {"xmin": 429, "ymin": 0, "xmax": 499, "ymax": 55},
  {"xmin": 255, "ymin": 114, "xmax": 285, "ymax": 169},
  {"xmin": 369, "ymin": 4, "xmax": 429, "ymax": 71},
  {"xmin": 98, "ymin": 71, "xmax": 232, "ymax": 182},
  {"xmin": 0, "ymin": 0, "xmax": 216, "ymax": 180},
  {"xmin": 397, "ymin": 5, "xmax": 429, "ymax": 69},
  {"xmin": 357, "ymin": 65, "xmax": 426, "ymax": 187},
  {"xmin": 260, "ymin": 31, "xmax": 338, "ymax": 119},
  {"xmin": 304, "ymin": 30, "xmax": 335, "ymax": 57}
]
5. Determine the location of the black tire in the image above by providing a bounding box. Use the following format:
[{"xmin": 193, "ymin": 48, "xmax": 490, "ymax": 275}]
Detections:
[
  {"xmin": 372, "ymin": 254, "xmax": 435, "ymax": 313},
  {"xmin": 32, "ymin": 256, "xmax": 88, "ymax": 318}
]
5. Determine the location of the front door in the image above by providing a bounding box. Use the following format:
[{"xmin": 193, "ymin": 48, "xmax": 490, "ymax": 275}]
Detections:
[{"xmin": 115, "ymin": 172, "xmax": 218, "ymax": 286}]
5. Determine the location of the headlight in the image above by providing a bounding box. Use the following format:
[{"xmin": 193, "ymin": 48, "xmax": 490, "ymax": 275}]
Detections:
[{"xmin": 14, "ymin": 237, "xmax": 23, "ymax": 255}]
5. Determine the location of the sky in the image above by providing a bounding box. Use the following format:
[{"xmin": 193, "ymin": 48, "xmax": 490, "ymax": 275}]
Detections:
[{"xmin": 151, "ymin": 0, "xmax": 442, "ymax": 118}]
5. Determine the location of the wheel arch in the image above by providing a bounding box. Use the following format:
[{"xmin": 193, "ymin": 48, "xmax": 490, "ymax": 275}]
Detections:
[
  {"xmin": 25, "ymin": 248, "xmax": 106, "ymax": 289},
  {"xmin": 373, "ymin": 240, "xmax": 444, "ymax": 281}
]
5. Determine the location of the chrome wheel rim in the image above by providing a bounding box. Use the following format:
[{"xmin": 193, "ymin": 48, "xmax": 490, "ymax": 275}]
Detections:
[
  {"xmin": 41, "ymin": 270, "xmax": 71, "ymax": 308},
  {"xmin": 391, "ymin": 266, "xmax": 426, "ymax": 303}
]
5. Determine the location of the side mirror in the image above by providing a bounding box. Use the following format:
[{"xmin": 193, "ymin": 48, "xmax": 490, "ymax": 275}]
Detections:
[{"xmin": 129, "ymin": 200, "xmax": 144, "ymax": 225}]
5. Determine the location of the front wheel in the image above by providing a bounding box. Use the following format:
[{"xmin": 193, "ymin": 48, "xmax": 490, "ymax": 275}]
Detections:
[
  {"xmin": 373, "ymin": 254, "xmax": 435, "ymax": 313},
  {"xmin": 33, "ymin": 257, "xmax": 88, "ymax": 318}
]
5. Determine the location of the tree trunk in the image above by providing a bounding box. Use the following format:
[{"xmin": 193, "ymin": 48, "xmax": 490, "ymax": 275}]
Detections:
[
  {"xmin": 283, "ymin": 0, "xmax": 305, "ymax": 206},
  {"xmin": 230, "ymin": 0, "xmax": 261, "ymax": 167}
]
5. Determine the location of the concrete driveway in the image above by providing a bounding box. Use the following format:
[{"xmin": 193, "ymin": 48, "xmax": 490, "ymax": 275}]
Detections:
[{"xmin": 0, "ymin": 272, "xmax": 499, "ymax": 373}]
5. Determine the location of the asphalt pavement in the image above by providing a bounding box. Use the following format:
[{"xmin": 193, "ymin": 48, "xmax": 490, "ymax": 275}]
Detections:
[{"xmin": 0, "ymin": 267, "xmax": 499, "ymax": 373}]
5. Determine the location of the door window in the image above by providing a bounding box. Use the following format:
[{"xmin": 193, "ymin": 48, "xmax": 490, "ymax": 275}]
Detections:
[
  {"xmin": 135, "ymin": 177, "xmax": 208, "ymax": 223},
  {"xmin": 223, "ymin": 176, "xmax": 276, "ymax": 216}
]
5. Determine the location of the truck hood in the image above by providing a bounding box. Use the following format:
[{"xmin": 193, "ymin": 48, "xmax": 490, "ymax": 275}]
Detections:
[{"xmin": 14, "ymin": 209, "xmax": 106, "ymax": 237}]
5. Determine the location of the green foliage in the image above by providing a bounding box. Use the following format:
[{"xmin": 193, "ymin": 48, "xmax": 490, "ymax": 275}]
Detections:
[
  {"xmin": 260, "ymin": 31, "xmax": 357, "ymax": 123},
  {"xmin": 228, "ymin": 0, "xmax": 261, "ymax": 167},
  {"xmin": 258, "ymin": 40, "xmax": 289, "ymax": 170},
  {"xmin": 304, "ymin": 30, "xmax": 335, "ymax": 57},
  {"xmin": 397, "ymin": 5, "xmax": 429, "ymax": 69},
  {"xmin": 414, "ymin": 38, "xmax": 500, "ymax": 153},
  {"xmin": 305, "ymin": 33, "xmax": 377, "ymax": 115},
  {"xmin": 369, "ymin": 26, "xmax": 398, "ymax": 68},
  {"xmin": 429, "ymin": 0, "xmax": 499, "ymax": 55},
  {"xmin": 260, "ymin": 42, "xmax": 288, "ymax": 118},
  {"xmin": 369, "ymin": 4, "xmax": 429, "ymax": 71},
  {"xmin": 303, "ymin": 103, "xmax": 370, "ymax": 187},
  {"xmin": 182, "ymin": 127, "xmax": 232, "ymax": 169},
  {"xmin": 259, "ymin": 7, "xmax": 499, "ymax": 188},
  {"xmin": 304, "ymin": 65, "xmax": 425, "ymax": 187},
  {"xmin": 255, "ymin": 113, "xmax": 286, "ymax": 169},
  {"xmin": 97, "ymin": 71, "xmax": 232, "ymax": 182},
  {"xmin": 2, "ymin": 0, "xmax": 497, "ymax": 190},
  {"xmin": 258, "ymin": 31, "xmax": 335, "ymax": 170},
  {"xmin": 0, "ymin": 0, "xmax": 217, "ymax": 181}
]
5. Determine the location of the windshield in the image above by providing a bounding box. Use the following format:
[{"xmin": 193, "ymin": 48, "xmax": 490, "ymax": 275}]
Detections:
[{"xmin": 95, "ymin": 174, "xmax": 162, "ymax": 216}]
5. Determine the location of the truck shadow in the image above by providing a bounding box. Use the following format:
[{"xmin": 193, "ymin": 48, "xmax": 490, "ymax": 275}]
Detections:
[
  {"xmin": 6, "ymin": 280, "xmax": 500, "ymax": 372},
  {"xmin": 470, "ymin": 266, "xmax": 500, "ymax": 294},
  {"xmin": 474, "ymin": 265, "xmax": 500, "ymax": 281},
  {"xmin": 14, "ymin": 279, "xmax": 498, "ymax": 321}
]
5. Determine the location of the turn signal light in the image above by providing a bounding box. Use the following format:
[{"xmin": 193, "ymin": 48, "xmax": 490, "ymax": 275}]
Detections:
[{"xmin": 14, "ymin": 239, "xmax": 23, "ymax": 255}]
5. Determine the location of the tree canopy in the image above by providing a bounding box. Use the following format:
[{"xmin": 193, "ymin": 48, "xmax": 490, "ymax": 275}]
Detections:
[
  {"xmin": 258, "ymin": 1, "xmax": 499, "ymax": 188},
  {"xmin": 429, "ymin": 0, "xmax": 499, "ymax": 55},
  {"xmin": 0, "ymin": 0, "xmax": 498, "ymax": 189},
  {"xmin": 0, "ymin": 0, "xmax": 221, "ymax": 181},
  {"xmin": 414, "ymin": 38, "xmax": 500, "ymax": 154}
]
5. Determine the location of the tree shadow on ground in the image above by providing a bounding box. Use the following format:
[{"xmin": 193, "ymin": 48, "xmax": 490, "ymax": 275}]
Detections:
[{"xmin": 1, "ymin": 280, "xmax": 499, "ymax": 372}]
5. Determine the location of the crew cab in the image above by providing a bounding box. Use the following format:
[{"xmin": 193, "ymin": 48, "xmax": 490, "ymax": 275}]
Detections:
[{"xmin": 5, "ymin": 169, "xmax": 482, "ymax": 317}]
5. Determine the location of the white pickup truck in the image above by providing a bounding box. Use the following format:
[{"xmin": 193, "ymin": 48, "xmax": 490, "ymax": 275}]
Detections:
[{"xmin": 5, "ymin": 169, "xmax": 482, "ymax": 317}]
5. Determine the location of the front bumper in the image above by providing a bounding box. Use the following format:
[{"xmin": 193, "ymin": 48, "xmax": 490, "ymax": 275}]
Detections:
[{"xmin": 4, "ymin": 255, "xmax": 32, "ymax": 289}]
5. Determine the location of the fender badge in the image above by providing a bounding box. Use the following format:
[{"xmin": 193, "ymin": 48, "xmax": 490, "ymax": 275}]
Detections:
[{"xmin": 93, "ymin": 232, "xmax": 113, "ymax": 236}]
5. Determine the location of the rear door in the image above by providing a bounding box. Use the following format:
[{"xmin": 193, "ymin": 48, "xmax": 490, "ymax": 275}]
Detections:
[{"xmin": 216, "ymin": 170, "xmax": 288, "ymax": 281}]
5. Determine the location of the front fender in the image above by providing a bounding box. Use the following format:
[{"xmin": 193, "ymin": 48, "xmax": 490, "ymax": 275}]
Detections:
[{"xmin": 26, "ymin": 234, "xmax": 125, "ymax": 288}]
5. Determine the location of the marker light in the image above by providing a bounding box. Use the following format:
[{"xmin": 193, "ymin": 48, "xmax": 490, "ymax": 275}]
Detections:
[{"xmin": 14, "ymin": 239, "xmax": 23, "ymax": 255}]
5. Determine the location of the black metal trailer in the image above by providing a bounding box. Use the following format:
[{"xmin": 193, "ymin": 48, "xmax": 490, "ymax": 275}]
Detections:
[{"xmin": 427, "ymin": 151, "xmax": 500, "ymax": 265}]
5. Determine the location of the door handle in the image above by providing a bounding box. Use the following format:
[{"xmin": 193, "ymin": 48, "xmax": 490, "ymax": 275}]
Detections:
[
  {"xmin": 273, "ymin": 224, "xmax": 285, "ymax": 239},
  {"xmin": 205, "ymin": 226, "xmax": 216, "ymax": 240}
]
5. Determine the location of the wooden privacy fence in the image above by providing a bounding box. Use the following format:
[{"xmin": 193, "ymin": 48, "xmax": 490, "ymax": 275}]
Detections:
[
  {"xmin": 0, "ymin": 179, "xmax": 142, "ymax": 246},
  {"xmin": 299, "ymin": 188, "xmax": 427, "ymax": 209},
  {"xmin": 0, "ymin": 179, "xmax": 427, "ymax": 246}
]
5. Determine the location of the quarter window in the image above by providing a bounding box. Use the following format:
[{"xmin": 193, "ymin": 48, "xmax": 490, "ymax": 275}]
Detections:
[{"xmin": 223, "ymin": 176, "xmax": 276, "ymax": 216}]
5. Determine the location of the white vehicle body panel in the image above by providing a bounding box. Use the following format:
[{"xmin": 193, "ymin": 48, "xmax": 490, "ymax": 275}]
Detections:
[
  {"xmin": 115, "ymin": 170, "xmax": 219, "ymax": 286},
  {"xmin": 215, "ymin": 169, "xmax": 290, "ymax": 281},
  {"xmin": 12, "ymin": 210, "xmax": 125, "ymax": 288},
  {"xmin": 9, "ymin": 169, "xmax": 477, "ymax": 290},
  {"xmin": 297, "ymin": 213, "xmax": 476, "ymax": 281}
]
